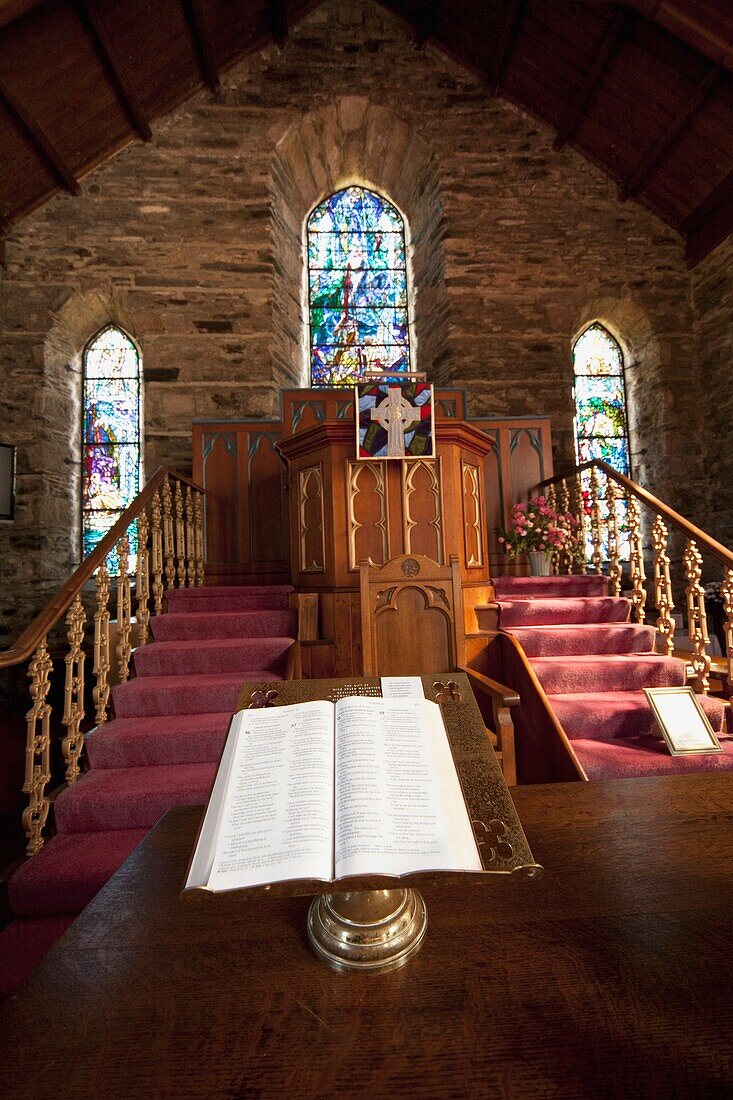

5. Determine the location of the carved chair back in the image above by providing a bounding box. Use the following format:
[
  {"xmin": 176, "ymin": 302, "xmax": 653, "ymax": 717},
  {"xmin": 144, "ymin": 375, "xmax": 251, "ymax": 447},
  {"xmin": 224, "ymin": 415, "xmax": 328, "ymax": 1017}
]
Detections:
[{"xmin": 359, "ymin": 554, "xmax": 466, "ymax": 676}]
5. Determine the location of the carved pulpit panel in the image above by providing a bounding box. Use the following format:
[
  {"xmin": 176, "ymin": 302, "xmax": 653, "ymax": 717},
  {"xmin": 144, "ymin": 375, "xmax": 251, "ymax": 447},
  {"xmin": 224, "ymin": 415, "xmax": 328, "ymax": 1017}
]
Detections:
[
  {"xmin": 249, "ymin": 432, "xmax": 287, "ymax": 563},
  {"xmin": 299, "ymin": 465, "xmax": 325, "ymax": 573},
  {"xmin": 347, "ymin": 461, "xmax": 389, "ymax": 571},
  {"xmin": 402, "ymin": 459, "xmax": 444, "ymax": 563},
  {"xmin": 462, "ymin": 461, "xmax": 484, "ymax": 568}
]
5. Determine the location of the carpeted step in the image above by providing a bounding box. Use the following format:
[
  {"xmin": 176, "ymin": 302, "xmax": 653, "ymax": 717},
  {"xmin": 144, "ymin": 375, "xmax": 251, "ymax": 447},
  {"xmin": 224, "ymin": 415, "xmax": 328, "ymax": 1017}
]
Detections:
[
  {"xmin": 508, "ymin": 622, "xmax": 657, "ymax": 658},
  {"xmin": 112, "ymin": 671, "xmax": 280, "ymax": 717},
  {"xmin": 572, "ymin": 737, "xmax": 733, "ymax": 781},
  {"xmin": 8, "ymin": 829, "xmax": 147, "ymax": 917},
  {"xmin": 166, "ymin": 585, "xmax": 293, "ymax": 613},
  {"xmin": 87, "ymin": 712, "xmax": 232, "ymax": 768},
  {"xmin": 491, "ymin": 596, "xmax": 632, "ymax": 629},
  {"xmin": 533, "ymin": 654, "xmax": 686, "ymax": 695},
  {"xmin": 133, "ymin": 637, "xmax": 294, "ymax": 677},
  {"xmin": 151, "ymin": 608, "xmax": 296, "ymax": 642},
  {"xmin": 0, "ymin": 916, "xmax": 74, "ymax": 1001},
  {"xmin": 549, "ymin": 690, "xmax": 726, "ymax": 743},
  {"xmin": 492, "ymin": 575, "xmax": 608, "ymax": 598},
  {"xmin": 54, "ymin": 762, "xmax": 217, "ymax": 832}
]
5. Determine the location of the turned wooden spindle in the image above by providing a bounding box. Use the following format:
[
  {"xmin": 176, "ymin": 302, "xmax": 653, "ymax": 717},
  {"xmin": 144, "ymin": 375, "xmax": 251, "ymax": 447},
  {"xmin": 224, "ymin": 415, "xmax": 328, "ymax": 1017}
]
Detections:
[
  {"xmin": 573, "ymin": 471, "xmax": 588, "ymax": 574},
  {"xmin": 651, "ymin": 515, "xmax": 675, "ymax": 658},
  {"xmin": 151, "ymin": 488, "xmax": 164, "ymax": 614},
  {"xmin": 161, "ymin": 475, "xmax": 175, "ymax": 594},
  {"xmin": 627, "ymin": 495, "xmax": 647, "ymax": 623},
  {"xmin": 605, "ymin": 477, "xmax": 622, "ymax": 597},
  {"xmin": 185, "ymin": 485, "xmax": 195, "ymax": 587},
  {"xmin": 589, "ymin": 466, "xmax": 603, "ymax": 575},
  {"xmin": 116, "ymin": 533, "xmax": 133, "ymax": 683},
  {"xmin": 93, "ymin": 562, "xmax": 111, "ymax": 725},
  {"xmin": 722, "ymin": 568, "xmax": 733, "ymax": 693},
  {"xmin": 62, "ymin": 593, "xmax": 86, "ymax": 783},
  {"xmin": 194, "ymin": 490, "xmax": 205, "ymax": 586},
  {"xmin": 558, "ymin": 478, "xmax": 573, "ymax": 575},
  {"xmin": 174, "ymin": 480, "xmax": 186, "ymax": 588},
  {"xmin": 23, "ymin": 637, "xmax": 53, "ymax": 855},
  {"xmin": 683, "ymin": 538, "xmax": 710, "ymax": 694},
  {"xmin": 137, "ymin": 508, "xmax": 151, "ymax": 645}
]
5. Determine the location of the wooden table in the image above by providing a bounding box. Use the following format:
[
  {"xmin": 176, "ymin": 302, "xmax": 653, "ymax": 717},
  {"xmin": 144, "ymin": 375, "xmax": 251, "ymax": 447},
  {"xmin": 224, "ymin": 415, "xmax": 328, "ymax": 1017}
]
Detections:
[{"xmin": 2, "ymin": 773, "xmax": 733, "ymax": 1097}]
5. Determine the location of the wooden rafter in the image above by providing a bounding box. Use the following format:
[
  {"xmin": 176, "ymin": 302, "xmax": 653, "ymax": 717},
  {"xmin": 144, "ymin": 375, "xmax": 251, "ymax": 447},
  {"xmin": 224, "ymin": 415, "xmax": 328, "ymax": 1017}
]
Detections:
[
  {"xmin": 78, "ymin": 0, "xmax": 152, "ymax": 142},
  {"xmin": 181, "ymin": 0, "xmax": 220, "ymax": 92},
  {"xmin": 619, "ymin": 63, "xmax": 721, "ymax": 201},
  {"xmin": 414, "ymin": 0, "xmax": 437, "ymax": 49},
  {"xmin": 0, "ymin": 73, "xmax": 80, "ymax": 194},
  {"xmin": 554, "ymin": 6, "xmax": 627, "ymax": 151},
  {"xmin": 490, "ymin": 0, "xmax": 526, "ymax": 95},
  {"xmin": 684, "ymin": 169, "xmax": 733, "ymax": 268},
  {"xmin": 269, "ymin": 0, "xmax": 288, "ymax": 48}
]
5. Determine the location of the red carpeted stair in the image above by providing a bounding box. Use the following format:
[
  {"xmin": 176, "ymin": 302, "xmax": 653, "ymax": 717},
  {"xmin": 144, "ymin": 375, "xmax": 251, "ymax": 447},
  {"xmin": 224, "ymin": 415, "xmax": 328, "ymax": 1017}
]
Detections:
[
  {"xmin": 0, "ymin": 584, "xmax": 295, "ymax": 999},
  {"xmin": 481, "ymin": 575, "xmax": 732, "ymax": 783}
]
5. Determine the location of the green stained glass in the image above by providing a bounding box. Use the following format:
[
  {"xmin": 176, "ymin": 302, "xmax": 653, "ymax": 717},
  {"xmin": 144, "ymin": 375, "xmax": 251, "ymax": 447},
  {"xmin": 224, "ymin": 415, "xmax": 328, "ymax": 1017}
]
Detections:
[{"xmin": 307, "ymin": 187, "xmax": 411, "ymax": 387}]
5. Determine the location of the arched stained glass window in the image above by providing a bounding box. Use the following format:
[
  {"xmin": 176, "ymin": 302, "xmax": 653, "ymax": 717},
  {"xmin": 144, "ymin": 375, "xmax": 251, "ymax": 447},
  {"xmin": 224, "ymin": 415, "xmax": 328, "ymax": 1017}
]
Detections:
[
  {"xmin": 82, "ymin": 326, "xmax": 142, "ymax": 560},
  {"xmin": 573, "ymin": 323, "xmax": 630, "ymax": 559},
  {"xmin": 307, "ymin": 186, "xmax": 410, "ymax": 386}
]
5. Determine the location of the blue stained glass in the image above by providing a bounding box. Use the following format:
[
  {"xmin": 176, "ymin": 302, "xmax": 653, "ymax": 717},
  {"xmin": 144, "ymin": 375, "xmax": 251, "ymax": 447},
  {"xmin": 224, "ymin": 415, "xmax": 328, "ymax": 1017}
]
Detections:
[
  {"xmin": 307, "ymin": 187, "xmax": 411, "ymax": 387},
  {"xmin": 82, "ymin": 327, "xmax": 142, "ymax": 569}
]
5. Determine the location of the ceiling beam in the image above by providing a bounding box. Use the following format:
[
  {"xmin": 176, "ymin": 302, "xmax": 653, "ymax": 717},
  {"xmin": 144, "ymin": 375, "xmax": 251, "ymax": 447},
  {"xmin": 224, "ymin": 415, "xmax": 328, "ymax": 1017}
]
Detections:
[
  {"xmin": 269, "ymin": 0, "xmax": 288, "ymax": 48},
  {"xmin": 181, "ymin": 0, "xmax": 220, "ymax": 93},
  {"xmin": 0, "ymin": 73, "xmax": 80, "ymax": 194},
  {"xmin": 619, "ymin": 62, "xmax": 721, "ymax": 201},
  {"xmin": 684, "ymin": 169, "xmax": 733, "ymax": 267},
  {"xmin": 490, "ymin": 0, "xmax": 526, "ymax": 95},
  {"xmin": 414, "ymin": 0, "xmax": 437, "ymax": 49},
  {"xmin": 554, "ymin": 6, "xmax": 628, "ymax": 151},
  {"xmin": 78, "ymin": 0, "xmax": 151, "ymax": 142}
]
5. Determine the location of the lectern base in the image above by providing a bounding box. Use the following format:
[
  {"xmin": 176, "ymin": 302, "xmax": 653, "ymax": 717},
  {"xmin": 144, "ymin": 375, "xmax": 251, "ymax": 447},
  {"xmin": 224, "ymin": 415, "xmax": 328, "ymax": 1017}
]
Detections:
[{"xmin": 307, "ymin": 888, "xmax": 427, "ymax": 973}]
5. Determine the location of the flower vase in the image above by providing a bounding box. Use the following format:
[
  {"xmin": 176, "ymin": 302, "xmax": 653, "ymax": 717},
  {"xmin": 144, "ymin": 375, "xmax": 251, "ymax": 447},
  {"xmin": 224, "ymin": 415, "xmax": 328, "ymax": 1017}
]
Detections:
[{"xmin": 528, "ymin": 551, "xmax": 553, "ymax": 577}]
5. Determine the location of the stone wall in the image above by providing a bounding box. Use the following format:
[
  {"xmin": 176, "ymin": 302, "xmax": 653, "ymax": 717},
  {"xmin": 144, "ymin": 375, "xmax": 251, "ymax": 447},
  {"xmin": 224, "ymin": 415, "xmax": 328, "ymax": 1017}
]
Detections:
[
  {"xmin": 0, "ymin": 0, "xmax": 728, "ymax": 641},
  {"xmin": 692, "ymin": 235, "xmax": 733, "ymax": 549}
]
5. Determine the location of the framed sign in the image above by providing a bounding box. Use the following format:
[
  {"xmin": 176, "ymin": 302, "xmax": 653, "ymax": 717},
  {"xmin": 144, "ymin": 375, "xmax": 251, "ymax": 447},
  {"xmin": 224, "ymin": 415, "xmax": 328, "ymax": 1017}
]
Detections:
[
  {"xmin": 0, "ymin": 442, "xmax": 15, "ymax": 521},
  {"xmin": 356, "ymin": 382, "xmax": 435, "ymax": 461},
  {"xmin": 644, "ymin": 687, "xmax": 723, "ymax": 756}
]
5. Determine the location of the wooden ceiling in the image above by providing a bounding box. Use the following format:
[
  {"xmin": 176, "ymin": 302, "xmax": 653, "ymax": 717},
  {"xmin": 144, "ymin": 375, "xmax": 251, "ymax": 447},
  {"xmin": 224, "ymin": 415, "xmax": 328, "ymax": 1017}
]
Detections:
[{"xmin": 0, "ymin": 0, "xmax": 730, "ymax": 266}]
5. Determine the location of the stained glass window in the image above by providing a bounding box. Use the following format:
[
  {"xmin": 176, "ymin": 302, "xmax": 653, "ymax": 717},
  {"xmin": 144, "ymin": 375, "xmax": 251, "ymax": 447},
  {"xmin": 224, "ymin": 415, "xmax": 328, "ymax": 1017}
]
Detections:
[
  {"xmin": 307, "ymin": 186, "xmax": 410, "ymax": 386},
  {"xmin": 82, "ymin": 326, "xmax": 142, "ymax": 563},
  {"xmin": 573, "ymin": 323, "xmax": 630, "ymax": 560}
]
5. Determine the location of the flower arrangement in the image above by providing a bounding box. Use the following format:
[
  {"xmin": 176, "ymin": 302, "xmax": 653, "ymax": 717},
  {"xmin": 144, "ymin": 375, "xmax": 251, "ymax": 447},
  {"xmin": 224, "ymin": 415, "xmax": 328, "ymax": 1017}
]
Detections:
[{"xmin": 497, "ymin": 496, "xmax": 577, "ymax": 558}]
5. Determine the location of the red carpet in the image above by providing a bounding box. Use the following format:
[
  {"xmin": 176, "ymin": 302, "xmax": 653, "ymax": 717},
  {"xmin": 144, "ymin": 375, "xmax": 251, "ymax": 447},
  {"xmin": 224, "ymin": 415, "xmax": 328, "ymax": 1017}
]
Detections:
[
  {"xmin": 482, "ymin": 575, "xmax": 731, "ymax": 783},
  {"xmin": 0, "ymin": 584, "xmax": 295, "ymax": 997}
]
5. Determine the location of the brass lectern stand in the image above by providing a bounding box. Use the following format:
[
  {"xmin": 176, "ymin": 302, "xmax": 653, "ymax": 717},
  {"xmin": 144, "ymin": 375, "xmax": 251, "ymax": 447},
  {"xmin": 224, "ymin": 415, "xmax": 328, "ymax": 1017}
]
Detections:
[{"xmin": 220, "ymin": 674, "xmax": 542, "ymax": 975}]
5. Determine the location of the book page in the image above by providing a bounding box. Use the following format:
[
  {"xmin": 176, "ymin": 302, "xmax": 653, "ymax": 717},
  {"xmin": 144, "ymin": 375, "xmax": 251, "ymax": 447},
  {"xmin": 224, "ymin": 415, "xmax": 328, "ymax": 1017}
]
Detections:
[
  {"xmin": 334, "ymin": 697, "xmax": 482, "ymax": 879},
  {"xmin": 204, "ymin": 700, "xmax": 335, "ymax": 891}
]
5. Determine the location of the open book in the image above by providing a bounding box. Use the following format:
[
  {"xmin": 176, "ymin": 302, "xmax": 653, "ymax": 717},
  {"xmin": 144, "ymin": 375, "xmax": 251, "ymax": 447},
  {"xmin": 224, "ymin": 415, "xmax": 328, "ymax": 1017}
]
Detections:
[{"xmin": 185, "ymin": 696, "xmax": 482, "ymax": 893}]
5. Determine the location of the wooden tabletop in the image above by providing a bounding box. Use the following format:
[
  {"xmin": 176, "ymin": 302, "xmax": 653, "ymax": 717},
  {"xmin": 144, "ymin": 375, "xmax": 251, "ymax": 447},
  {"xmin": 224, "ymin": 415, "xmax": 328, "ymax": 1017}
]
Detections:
[{"xmin": 2, "ymin": 772, "xmax": 733, "ymax": 1099}]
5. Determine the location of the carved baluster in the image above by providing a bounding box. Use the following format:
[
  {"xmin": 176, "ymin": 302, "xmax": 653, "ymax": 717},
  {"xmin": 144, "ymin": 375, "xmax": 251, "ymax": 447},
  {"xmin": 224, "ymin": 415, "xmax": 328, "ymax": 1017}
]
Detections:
[
  {"xmin": 151, "ymin": 488, "xmax": 164, "ymax": 614},
  {"xmin": 683, "ymin": 539, "xmax": 710, "ymax": 694},
  {"xmin": 23, "ymin": 637, "xmax": 52, "ymax": 855},
  {"xmin": 185, "ymin": 485, "xmax": 195, "ymax": 586},
  {"xmin": 627, "ymin": 495, "xmax": 647, "ymax": 623},
  {"xmin": 116, "ymin": 533, "xmax": 132, "ymax": 683},
  {"xmin": 574, "ymin": 471, "xmax": 588, "ymax": 574},
  {"xmin": 545, "ymin": 484, "xmax": 559, "ymax": 574},
  {"xmin": 174, "ymin": 480, "xmax": 186, "ymax": 588},
  {"xmin": 606, "ymin": 478, "xmax": 622, "ymax": 597},
  {"xmin": 93, "ymin": 562, "xmax": 111, "ymax": 725},
  {"xmin": 162, "ymin": 475, "xmax": 175, "ymax": 593},
  {"xmin": 62, "ymin": 593, "xmax": 86, "ymax": 783},
  {"xmin": 558, "ymin": 478, "xmax": 573, "ymax": 575},
  {"xmin": 651, "ymin": 515, "xmax": 675, "ymax": 657},
  {"xmin": 589, "ymin": 466, "xmax": 603, "ymax": 575},
  {"xmin": 721, "ymin": 568, "xmax": 733, "ymax": 693},
  {"xmin": 194, "ymin": 490, "xmax": 205, "ymax": 586},
  {"xmin": 137, "ymin": 506, "xmax": 150, "ymax": 645}
]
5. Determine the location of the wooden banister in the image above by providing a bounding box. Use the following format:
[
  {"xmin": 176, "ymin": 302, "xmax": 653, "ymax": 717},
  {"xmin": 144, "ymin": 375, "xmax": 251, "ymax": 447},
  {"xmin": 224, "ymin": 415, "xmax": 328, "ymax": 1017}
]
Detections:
[
  {"xmin": 0, "ymin": 466, "xmax": 203, "ymax": 670},
  {"xmin": 535, "ymin": 459, "xmax": 733, "ymax": 569}
]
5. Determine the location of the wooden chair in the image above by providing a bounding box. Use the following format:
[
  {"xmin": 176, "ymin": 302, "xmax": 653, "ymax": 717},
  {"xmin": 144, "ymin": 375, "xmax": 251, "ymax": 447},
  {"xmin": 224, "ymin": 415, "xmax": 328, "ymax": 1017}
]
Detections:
[{"xmin": 359, "ymin": 553, "xmax": 519, "ymax": 784}]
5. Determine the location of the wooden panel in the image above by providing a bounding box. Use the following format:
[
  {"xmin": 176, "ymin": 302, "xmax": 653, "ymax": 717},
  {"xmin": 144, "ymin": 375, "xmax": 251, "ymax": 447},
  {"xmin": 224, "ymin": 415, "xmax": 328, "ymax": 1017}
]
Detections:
[
  {"xmin": 200, "ymin": 431, "xmax": 238, "ymax": 565},
  {"xmin": 374, "ymin": 585, "xmax": 452, "ymax": 676},
  {"xmin": 298, "ymin": 464, "xmax": 325, "ymax": 574},
  {"xmin": 347, "ymin": 460, "xmax": 389, "ymax": 571},
  {"xmin": 247, "ymin": 431, "xmax": 286, "ymax": 563},
  {"xmin": 509, "ymin": 426, "xmax": 546, "ymax": 504},
  {"xmin": 461, "ymin": 460, "xmax": 484, "ymax": 568},
  {"xmin": 402, "ymin": 458, "xmax": 443, "ymax": 563}
]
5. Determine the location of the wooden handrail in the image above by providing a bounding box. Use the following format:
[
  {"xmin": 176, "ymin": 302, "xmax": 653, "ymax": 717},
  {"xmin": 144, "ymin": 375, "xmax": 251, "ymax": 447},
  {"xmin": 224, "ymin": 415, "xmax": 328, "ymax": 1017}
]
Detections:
[
  {"xmin": 0, "ymin": 466, "xmax": 203, "ymax": 670},
  {"xmin": 535, "ymin": 458, "xmax": 733, "ymax": 568}
]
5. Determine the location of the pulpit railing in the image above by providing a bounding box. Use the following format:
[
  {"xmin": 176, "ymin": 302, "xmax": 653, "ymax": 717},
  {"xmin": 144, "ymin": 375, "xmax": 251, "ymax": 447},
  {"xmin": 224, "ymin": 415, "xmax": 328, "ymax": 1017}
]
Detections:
[
  {"xmin": 533, "ymin": 460, "xmax": 733, "ymax": 696},
  {"xmin": 0, "ymin": 468, "xmax": 205, "ymax": 855}
]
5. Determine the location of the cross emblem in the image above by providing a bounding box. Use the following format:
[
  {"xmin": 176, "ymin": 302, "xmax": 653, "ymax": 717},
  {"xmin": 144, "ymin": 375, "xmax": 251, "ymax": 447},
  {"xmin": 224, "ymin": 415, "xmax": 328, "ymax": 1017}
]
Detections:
[
  {"xmin": 472, "ymin": 819, "xmax": 514, "ymax": 862},
  {"xmin": 370, "ymin": 386, "xmax": 421, "ymax": 457}
]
